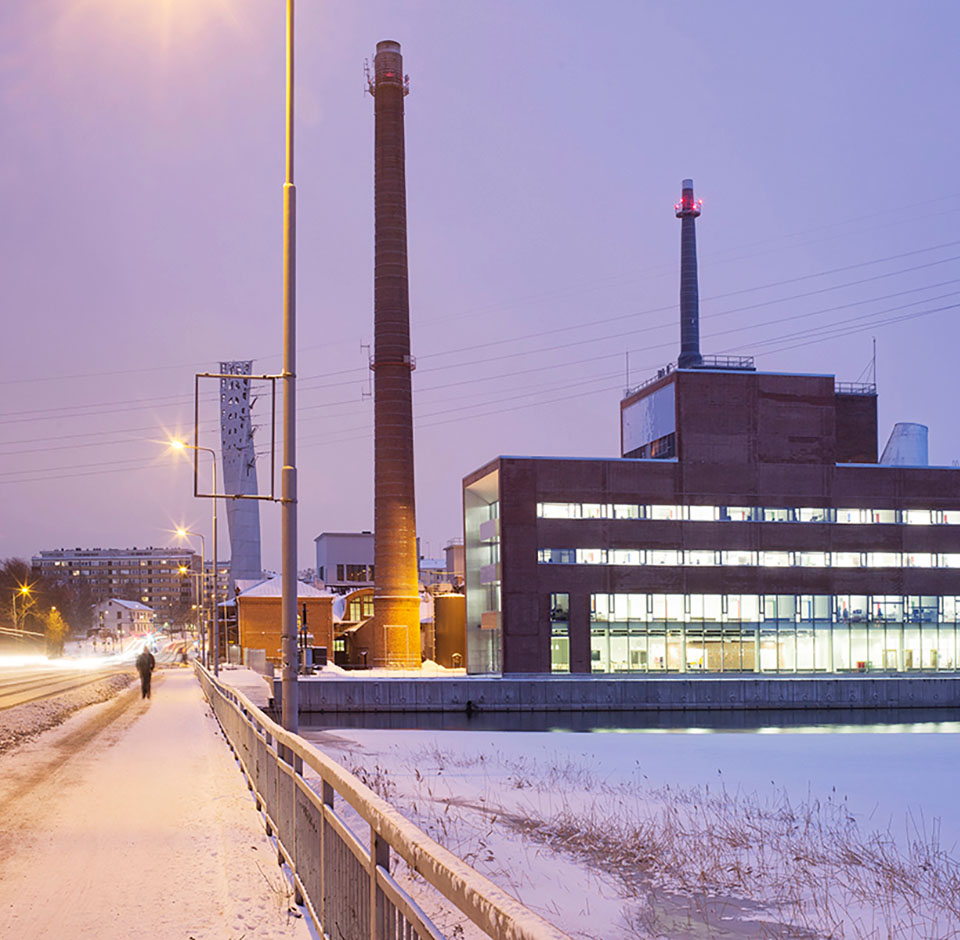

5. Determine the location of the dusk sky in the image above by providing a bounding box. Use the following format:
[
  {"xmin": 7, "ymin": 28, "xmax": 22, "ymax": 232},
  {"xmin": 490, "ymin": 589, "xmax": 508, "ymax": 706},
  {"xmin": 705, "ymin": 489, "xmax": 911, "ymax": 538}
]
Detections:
[{"xmin": 2, "ymin": 1, "xmax": 959, "ymax": 571}]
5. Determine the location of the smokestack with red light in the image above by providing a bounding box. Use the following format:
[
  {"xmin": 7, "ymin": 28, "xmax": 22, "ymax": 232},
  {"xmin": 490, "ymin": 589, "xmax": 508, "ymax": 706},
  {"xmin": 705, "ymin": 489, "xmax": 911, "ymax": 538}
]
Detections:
[
  {"xmin": 675, "ymin": 178, "xmax": 703, "ymax": 368},
  {"xmin": 368, "ymin": 40, "xmax": 421, "ymax": 668}
]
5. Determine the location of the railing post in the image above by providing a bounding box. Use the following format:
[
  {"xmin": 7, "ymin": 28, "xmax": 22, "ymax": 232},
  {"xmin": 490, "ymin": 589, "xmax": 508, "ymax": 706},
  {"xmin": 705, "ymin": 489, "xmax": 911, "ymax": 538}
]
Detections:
[
  {"xmin": 370, "ymin": 827, "xmax": 389, "ymax": 939},
  {"xmin": 321, "ymin": 779, "xmax": 333, "ymax": 930},
  {"xmin": 264, "ymin": 730, "xmax": 273, "ymax": 837}
]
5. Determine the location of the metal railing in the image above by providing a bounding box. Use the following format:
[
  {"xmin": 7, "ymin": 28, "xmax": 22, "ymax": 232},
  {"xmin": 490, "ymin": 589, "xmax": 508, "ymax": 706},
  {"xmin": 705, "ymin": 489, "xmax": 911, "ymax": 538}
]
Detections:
[
  {"xmin": 835, "ymin": 381, "xmax": 877, "ymax": 396},
  {"xmin": 697, "ymin": 354, "xmax": 755, "ymax": 371},
  {"xmin": 196, "ymin": 666, "xmax": 570, "ymax": 940},
  {"xmin": 622, "ymin": 355, "xmax": 758, "ymax": 398}
]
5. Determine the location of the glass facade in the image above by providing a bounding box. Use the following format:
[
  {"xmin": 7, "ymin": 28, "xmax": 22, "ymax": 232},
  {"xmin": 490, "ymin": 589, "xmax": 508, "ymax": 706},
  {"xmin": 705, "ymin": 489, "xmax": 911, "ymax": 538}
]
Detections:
[
  {"xmin": 588, "ymin": 593, "xmax": 959, "ymax": 673},
  {"xmin": 550, "ymin": 593, "xmax": 570, "ymax": 673}
]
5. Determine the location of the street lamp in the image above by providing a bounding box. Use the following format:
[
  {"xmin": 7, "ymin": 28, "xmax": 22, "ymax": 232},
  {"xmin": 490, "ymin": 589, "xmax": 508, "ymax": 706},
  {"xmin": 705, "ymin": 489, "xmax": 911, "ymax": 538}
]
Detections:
[
  {"xmin": 165, "ymin": 0, "xmax": 298, "ymax": 731},
  {"xmin": 175, "ymin": 526, "xmax": 206, "ymax": 664},
  {"xmin": 12, "ymin": 584, "xmax": 31, "ymax": 637},
  {"xmin": 279, "ymin": 0, "xmax": 299, "ymax": 737},
  {"xmin": 170, "ymin": 441, "xmax": 220, "ymax": 675}
]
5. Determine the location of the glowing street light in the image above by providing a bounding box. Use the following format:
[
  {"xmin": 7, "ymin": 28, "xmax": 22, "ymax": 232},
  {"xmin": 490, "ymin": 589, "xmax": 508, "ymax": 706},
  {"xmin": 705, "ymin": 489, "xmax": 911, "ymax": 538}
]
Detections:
[
  {"xmin": 169, "ymin": 441, "xmax": 220, "ymax": 675},
  {"xmin": 12, "ymin": 584, "xmax": 32, "ymax": 637}
]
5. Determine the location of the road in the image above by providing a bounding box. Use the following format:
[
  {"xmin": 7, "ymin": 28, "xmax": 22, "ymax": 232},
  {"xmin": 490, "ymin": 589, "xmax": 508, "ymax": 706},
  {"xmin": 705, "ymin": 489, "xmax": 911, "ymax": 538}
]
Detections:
[{"xmin": 0, "ymin": 662, "xmax": 132, "ymax": 710}]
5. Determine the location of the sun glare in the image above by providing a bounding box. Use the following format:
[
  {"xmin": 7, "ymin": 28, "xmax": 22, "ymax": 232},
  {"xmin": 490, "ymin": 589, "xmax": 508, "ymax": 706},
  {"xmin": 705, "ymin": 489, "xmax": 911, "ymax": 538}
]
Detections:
[{"xmin": 57, "ymin": 0, "xmax": 242, "ymax": 59}]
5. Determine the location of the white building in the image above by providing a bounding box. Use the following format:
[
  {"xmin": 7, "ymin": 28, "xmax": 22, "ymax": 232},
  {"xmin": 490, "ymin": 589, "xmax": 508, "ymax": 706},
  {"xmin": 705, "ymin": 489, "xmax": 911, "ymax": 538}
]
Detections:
[{"xmin": 94, "ymin": 598, "xmax": 155, "ymax": 637}]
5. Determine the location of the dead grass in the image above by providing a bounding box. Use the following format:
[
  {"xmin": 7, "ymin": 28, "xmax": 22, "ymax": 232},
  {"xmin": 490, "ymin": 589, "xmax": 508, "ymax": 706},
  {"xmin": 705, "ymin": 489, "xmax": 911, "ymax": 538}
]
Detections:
[{"xmin": 384, "ymin": 745, "xmax": 960, "ymax": 939}]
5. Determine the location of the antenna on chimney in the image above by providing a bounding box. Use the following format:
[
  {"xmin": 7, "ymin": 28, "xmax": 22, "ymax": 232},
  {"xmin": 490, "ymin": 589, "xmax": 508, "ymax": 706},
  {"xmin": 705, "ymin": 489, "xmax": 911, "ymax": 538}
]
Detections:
[{"xmin": 676, "ymin": 179, "xmax": 703, "ymax": 368}]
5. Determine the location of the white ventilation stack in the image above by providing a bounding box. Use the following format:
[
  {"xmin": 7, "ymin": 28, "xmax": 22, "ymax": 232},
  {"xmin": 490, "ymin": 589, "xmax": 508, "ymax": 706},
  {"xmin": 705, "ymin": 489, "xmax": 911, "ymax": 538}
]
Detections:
[{"xmin": 880, "ymin": 422, "xmax": 929, "ymax": 466}]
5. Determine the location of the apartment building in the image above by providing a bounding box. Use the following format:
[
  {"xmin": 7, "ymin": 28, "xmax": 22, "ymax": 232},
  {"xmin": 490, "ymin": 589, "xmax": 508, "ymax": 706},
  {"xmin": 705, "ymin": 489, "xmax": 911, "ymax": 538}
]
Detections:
[{"xmin": 33, "ymin": 546, "xmax": 199, "ymax": 626}]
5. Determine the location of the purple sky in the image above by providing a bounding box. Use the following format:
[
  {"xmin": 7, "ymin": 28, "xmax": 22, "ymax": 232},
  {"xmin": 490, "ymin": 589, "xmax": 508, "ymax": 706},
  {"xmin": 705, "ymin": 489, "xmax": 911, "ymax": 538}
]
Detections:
[{"xmin": 2, "ymin": 1, "xmax": 959, "ymax": 571}]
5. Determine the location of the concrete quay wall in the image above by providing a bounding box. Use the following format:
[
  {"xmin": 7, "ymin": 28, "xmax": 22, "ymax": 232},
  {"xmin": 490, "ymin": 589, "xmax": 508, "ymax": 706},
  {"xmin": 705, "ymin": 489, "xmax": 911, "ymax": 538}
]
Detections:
[{"xmin": 277, "ymin": 675, "xmax": 960, "ymax": 714}]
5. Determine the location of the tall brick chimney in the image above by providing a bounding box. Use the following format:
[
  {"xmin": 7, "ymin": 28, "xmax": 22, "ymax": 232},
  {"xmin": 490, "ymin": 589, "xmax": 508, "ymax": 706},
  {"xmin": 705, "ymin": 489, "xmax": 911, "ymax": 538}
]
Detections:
[
  {"xmin": 367, "ymin": 40, "xmax": 421, "ymax": 668},
  {"xmin": 675, "ymin": 178, "xmax": 703, "ymax": 368}
]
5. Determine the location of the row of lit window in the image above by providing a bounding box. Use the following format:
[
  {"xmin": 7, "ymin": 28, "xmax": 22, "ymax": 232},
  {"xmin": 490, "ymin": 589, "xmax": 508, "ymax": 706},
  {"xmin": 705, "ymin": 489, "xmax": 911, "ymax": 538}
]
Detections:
[
  {"xmin": 537, "ymin": 503, "xmax": 959, "ymax": 525},
  {"xmin": 48, "ymin": 558, "xmax": 190, "ymax": 566},
  {"xmin": 538, "ymin": 548, "xmax": 960, "ymax": 568},
  {"xmin": 579, "ymin": 592, "xmax": 949, "ymax": 624}
]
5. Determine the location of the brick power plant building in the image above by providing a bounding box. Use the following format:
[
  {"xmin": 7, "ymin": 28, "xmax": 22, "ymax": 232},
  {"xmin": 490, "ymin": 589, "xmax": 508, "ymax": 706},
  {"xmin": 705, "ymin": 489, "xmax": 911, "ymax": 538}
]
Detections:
[{"xmin": 464, "ymin": 181, "xmax": 960, "ymax": 676}]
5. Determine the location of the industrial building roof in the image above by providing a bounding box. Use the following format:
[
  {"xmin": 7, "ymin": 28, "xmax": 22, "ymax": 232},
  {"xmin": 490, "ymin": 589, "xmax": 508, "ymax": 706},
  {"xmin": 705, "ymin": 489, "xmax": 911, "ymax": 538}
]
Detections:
[{"xmin": 235, "ymin": 576, "xmax": 331, "ymax": 599}]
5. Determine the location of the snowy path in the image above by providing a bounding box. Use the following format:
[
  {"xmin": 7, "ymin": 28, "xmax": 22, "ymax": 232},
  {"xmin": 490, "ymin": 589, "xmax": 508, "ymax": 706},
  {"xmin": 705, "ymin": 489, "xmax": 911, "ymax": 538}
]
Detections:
[{"xmin": 0, "ymin": 669, "xmax": 316, "ymax": 940}]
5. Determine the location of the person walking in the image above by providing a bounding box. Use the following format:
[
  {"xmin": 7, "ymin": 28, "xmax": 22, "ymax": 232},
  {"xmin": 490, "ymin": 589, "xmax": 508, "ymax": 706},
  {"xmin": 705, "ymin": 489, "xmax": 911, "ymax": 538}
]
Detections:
[{"xmin": 135, "ymin": 645, "xmax": 156, "ymax": 699}]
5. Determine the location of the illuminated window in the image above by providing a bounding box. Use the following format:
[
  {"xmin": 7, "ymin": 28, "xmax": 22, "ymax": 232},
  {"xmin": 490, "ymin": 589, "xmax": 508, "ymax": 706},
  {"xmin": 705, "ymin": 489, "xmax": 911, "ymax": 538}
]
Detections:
[
  {"xmin": 721, "ymin": 506, "xmax": 757, "ymax": 522},
  {"xmin": 648, "ymin": 549, "xmax": 680, "ymax": 566},
  {"xmin": 550, "ymin": 593, "xmax": 570, "ymax": 673},
  {"xmin": 538, "ymin": 502, "xmax": 581, "ymax": 519},
  {"xmin": 648, "ymin": 505, "xmax": 682, "ymax": 521}
]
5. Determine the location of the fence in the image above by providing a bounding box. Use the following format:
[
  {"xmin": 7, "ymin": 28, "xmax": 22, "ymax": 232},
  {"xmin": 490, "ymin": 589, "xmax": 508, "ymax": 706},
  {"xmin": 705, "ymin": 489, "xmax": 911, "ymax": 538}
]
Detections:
[{"xmin": 196, "ymin": 666, "xmax": 571, "ymax": 940}]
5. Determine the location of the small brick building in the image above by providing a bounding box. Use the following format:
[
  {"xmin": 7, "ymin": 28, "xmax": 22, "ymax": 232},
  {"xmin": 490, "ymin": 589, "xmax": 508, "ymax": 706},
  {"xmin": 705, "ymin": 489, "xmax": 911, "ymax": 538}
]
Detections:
[{"xmin": 236, "ymin": 577, "xmax": 334, "ymax": 664}]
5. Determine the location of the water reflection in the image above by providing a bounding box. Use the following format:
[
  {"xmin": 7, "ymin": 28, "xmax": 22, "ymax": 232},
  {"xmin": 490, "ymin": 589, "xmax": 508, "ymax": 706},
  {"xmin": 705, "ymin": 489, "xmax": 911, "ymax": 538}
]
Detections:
[{"xmin": 300, "ymin": 707, "xmax": 960, "ymax": 735}]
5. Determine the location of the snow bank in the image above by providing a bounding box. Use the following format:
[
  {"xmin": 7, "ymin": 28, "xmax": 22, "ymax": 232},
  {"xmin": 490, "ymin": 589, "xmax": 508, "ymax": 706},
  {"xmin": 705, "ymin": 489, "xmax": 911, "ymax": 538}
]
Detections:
[{"xmin": 0, "ymin": 671, "xmax": 134, "ymax": 754}]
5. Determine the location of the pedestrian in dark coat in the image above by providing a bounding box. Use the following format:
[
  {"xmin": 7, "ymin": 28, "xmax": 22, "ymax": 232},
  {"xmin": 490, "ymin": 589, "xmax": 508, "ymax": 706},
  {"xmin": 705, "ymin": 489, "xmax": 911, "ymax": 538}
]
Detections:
[{"xmin": 136, "ymin": 647, "xmax": 156, "ymax": 699}]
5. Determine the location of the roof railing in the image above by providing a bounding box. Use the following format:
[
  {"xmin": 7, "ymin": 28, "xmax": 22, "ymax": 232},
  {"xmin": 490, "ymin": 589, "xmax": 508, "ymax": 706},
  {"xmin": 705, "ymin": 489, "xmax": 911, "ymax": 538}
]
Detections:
[
  {"xmin": 835, "ymin": 381, "xmax": 877, "ymax": 396},
  {"xmin": 622, "ymin": 355, "xmax": 757, "ymax": 399}
]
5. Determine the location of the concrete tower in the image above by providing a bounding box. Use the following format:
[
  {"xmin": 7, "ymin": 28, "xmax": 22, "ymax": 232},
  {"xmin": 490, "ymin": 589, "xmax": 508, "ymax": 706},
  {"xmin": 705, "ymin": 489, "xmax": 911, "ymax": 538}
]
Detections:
[
  {"xmin": 675, "ymin": 179, "xmax": 703, "ymax": 368},
  {"xmin": 368, "ymin": 40, "xmax": 421, "ymax": 667},
  {"xmin": 219, "ymin": 360, "xmax": 262, "ymax": 588}
]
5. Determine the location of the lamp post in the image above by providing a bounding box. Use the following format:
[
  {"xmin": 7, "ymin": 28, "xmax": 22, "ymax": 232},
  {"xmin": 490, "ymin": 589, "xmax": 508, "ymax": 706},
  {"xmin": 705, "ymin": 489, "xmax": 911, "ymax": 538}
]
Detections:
[
  {"xmin": 280, "ymin": 0, "xmax": 299, "ymax": 736},
  {"xmin": 175, "ymin": 527, "xmax": 205, "ymax": 663},
  {"xmin": 12, "ymin": 584, "xmax": 30, "ymax": 637},
  {"xmin": 167, "ymin": 0, "xmax": 297, "ymax": 720},
  {"xmin": 171, "ymin": 442, "xmax": 220, "ymax": 675}
]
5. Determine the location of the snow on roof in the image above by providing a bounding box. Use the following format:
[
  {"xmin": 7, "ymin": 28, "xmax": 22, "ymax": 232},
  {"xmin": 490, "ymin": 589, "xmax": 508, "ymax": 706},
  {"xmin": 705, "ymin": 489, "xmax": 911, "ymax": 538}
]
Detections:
[
  {"xmin": 235, "ymin": 576, "xmax": 332, "ymax": 600},
  {"xmin": 106, "ymin": 598, "xmax": 154, "ymax": 611},
  {"xmin": 233, "ymin": 579, "xmax": 264, "ymax": 595}
]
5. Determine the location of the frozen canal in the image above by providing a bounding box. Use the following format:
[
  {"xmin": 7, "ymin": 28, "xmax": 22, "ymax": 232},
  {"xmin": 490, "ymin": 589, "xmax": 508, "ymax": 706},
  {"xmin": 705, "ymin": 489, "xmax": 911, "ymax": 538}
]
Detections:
[{"xmin": 302, "ymin": 713, "xmax": 960, "ymax": 939}]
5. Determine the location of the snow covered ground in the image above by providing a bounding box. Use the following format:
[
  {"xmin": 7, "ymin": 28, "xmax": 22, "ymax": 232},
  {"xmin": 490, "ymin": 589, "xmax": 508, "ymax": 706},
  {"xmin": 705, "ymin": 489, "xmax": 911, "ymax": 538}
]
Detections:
[
  {"xmin": 0, "ymin": 670, "xmax": 134, "ymax": 753},
  {"xmin": 303, "ymin": 720, "xmax": 960, "ymax": 939},
  {"xmin": 0, "ymin": 669, "xmax": 316, "ymax": 940}
]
